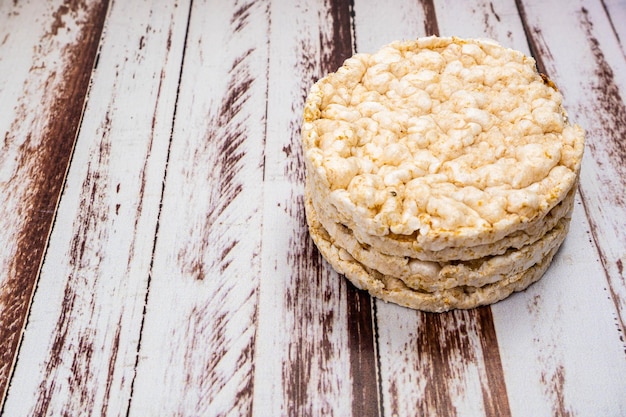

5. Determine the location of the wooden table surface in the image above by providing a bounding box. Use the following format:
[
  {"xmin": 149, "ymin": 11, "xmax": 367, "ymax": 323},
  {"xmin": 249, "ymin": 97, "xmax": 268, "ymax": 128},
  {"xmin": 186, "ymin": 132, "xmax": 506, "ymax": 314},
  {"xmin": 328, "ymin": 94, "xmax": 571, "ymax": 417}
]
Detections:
[{"xmin": 1, "ymin": 0, "xmax": 625, "ymax": 416}]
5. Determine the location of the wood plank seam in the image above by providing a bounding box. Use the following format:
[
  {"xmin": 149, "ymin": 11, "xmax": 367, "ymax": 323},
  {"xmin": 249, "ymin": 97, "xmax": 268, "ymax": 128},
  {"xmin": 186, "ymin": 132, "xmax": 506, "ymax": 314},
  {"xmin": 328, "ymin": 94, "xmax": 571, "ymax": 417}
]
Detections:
[
  {"xmin": 371, "ymin": 299, "xmax": 384, "ymax": 417},
  {"xmin": 600, "ymin": 0, "xmax": 626, "ymax": 60},
  {"xmin": 514, "ymin": 0, "xmax": 547, "ymax": 74},
  {"xmin": 578, "ymin": 183, "xmax": 626, "ymax": 354},
  {"xmin": 124, "ymin": 0, "xmax": 196, "ymax": 415}
]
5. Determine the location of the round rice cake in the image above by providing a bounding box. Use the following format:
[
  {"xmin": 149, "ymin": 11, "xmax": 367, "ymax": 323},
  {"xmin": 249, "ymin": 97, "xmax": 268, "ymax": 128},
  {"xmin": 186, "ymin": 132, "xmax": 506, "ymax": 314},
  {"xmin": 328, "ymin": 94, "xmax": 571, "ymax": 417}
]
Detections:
[
  {"xmin": 304, "ymin": 191, "xmax": 566, "ymax": 312},
  {"xmin": 302, "ymin": 36, "xmax": 585, "ymax": 252},
  {"xmin": 309, "ymin": 171, "xmax": 576, "ymax": 261},
  {"xmin": 308, "ymin": 181, "xmax": 569, "ymax": 291}
]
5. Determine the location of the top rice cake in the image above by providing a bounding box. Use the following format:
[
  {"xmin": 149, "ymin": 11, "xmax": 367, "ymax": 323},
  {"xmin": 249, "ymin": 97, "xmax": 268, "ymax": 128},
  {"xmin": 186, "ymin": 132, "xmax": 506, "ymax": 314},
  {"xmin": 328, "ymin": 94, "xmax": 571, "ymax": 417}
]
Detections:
[{"xmin": 302, "ymin": 36, "xmax": 584, "ymax": 252}]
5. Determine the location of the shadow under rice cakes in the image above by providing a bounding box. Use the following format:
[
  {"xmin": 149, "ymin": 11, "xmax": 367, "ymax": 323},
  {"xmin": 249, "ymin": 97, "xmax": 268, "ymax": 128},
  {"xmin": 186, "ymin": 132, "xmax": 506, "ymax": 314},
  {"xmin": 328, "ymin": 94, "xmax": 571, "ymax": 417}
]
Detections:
[{"xmin": 301, "ymin": 36, "xmax": 585, "ymax": 312}]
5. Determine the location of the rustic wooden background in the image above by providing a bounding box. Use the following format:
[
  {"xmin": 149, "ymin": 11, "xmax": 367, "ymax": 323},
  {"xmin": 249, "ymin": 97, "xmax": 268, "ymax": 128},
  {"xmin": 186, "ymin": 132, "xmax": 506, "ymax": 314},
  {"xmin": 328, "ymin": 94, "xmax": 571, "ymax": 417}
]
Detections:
[{"xmin": 1, "ymin": 0, "xmax": 625, "ymax": 416}]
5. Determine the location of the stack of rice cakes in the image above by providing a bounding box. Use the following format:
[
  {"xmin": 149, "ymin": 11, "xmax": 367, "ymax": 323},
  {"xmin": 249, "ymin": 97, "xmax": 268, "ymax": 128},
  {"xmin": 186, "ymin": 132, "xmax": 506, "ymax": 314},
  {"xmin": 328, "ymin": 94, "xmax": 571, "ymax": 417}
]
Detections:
[{"xmin": 302, "ymin": 37, "xmax": 585, "ymax": 313}]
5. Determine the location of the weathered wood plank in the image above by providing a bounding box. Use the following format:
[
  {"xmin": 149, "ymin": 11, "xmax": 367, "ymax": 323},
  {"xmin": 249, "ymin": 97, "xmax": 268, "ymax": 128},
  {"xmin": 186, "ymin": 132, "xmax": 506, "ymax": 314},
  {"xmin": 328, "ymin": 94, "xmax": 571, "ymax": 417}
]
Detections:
[
  {"xmin": 127, "ymin": 1, "xmax": 269, "ymax": 415},
  {"xmin": 491, "ymin": 197, "xmax": 626, "ymax": 416},
  {"xmin": 377, "ymin": 305, "xmax": 510, "ymax": 417},
  {"xmin": 253, "ymin": 0, "xmax": 383, "ymax": 415},
  {"xmin": 352, "ymin": 0, "xmax": 436, "ymax": 53},
  {"xmin": 354, "ymin": 0, "xmax": 439, "ymax": 53},
  {"xmin": 518, "ymin": 0, "xmax": 626, "ymax": 333},
  {"xmin": 1, "ymin": 1, "xmax": 189, "ymax": 415},
  {"xmin": 0, "ymin": 0, "xmax": 107, "ymax": 407},
  {"xmin": 435, "ymin": 0, "xmax": 529, "ymax": 49}
]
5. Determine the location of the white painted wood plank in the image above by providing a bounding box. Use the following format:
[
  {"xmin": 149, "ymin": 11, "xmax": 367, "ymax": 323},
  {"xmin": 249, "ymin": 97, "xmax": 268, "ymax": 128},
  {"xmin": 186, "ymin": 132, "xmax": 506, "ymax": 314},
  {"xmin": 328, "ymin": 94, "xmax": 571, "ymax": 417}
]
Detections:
[
  {"xmin": 252, "ymin": 1, "xmax": 360, "ymax": 415},
  {"xmin": 2, "ymin": 1, "xmax": 189, "ymax": 415},
  {"xmin": 0, "ymin": 3, "xmax": 51, "ymax": 148},
  {"xmin": 0, "ymin": 0, "xmax": 107, "ymax": 404},
  {"xmin": 434, "ymin": 0, "xmax": 529, "ymax": 52},
  {"xmin": 352, "ymin": 0, "xmax": 431, "ymax": 53},
  {"xmin": 492, "ymin": 197, "xmax": 626, "ymax": 417},
  {"xmin": 127, "ymin": 1, "xmax": 269, "ymax": 415}
]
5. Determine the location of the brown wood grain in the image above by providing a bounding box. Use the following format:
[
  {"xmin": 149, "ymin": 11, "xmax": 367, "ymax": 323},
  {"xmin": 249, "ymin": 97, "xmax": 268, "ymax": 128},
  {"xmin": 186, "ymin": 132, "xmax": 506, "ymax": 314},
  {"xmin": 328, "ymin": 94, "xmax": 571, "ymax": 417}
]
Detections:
[
  {"xmin": 282, "ymin": 213, "xmax": 344, "ymax": 416},
  {"xmin": 0, "ymin": 0, "xmax": 108, "ymax": 407},
  {"xmin": 283, "ymin": 0, "xmax": 382, "ymax": 415},
  {"xmin": 346, "ymin": 286, "xmax": 381, "ymax": 417},
  {"xmin": 473, "ymin": 307, "xmax": 512, "ymax": 417},
  {"xmin": 379, "ymin": 308, "xmax": 511, "ymax": 417},
  {"xmin": 420, "ymin": 0, "xmax": 440, "ymax": 37}
]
